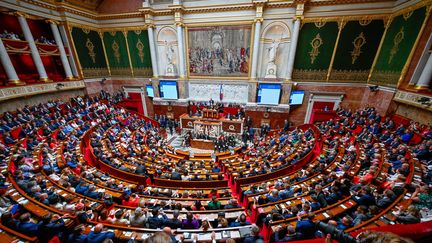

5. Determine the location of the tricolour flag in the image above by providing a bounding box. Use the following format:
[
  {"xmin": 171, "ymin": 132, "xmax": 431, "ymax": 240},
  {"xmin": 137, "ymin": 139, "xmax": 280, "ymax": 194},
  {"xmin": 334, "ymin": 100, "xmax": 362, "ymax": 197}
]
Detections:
[{"xmin": 219, "ymin": 84, "xmax": 224, "ymax": 101}]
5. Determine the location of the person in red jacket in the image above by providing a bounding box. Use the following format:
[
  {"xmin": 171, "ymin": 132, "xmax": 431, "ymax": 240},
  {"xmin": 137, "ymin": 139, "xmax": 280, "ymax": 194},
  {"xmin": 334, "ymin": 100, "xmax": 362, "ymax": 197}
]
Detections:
[{"xmin": 122, "ymin": 193, "xmax": 140, "ymax": 207}]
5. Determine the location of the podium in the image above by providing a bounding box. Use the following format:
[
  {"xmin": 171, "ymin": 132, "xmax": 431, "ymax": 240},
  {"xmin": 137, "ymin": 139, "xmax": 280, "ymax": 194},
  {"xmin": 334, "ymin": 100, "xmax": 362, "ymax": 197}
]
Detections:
[
  {"xmin": 193, "ymin": 120, "xmax": 222, "ymax": 138},
  {"xmin": 202, "ymin": 109, "xmax": 218, "ymax": 119},
  {"xmin": 180, "ymin": 114, "xmax": 243, "ymax": 134}
]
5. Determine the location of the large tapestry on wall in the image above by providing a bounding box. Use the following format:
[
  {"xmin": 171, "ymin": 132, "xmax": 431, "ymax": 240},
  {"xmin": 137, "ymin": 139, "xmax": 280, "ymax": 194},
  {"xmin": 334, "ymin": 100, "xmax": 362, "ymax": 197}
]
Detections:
[
  {"xmin": 293, "ymin": 21, "xmax": 339, "ymax": 81},
  {"xmin": 329, "ymin": 19, "xmax": 384, "ymax": 82},
  {"xmin": 103, "ymin": 31, "xmax": 131, "ymax": 76},
  {"xmin": 370, "ymin": 6, "xmax": 427, "ymax": 87},
  {"xmin": 71, "ymin": 27, "xmax": 109, "ymax": 78},
  {"xmin": 187, "ymin": 25, "xmax": 252, "ymax": 77},
  {"xmin": 127, "ymin": 30, "xmax": 153, "ymax": 77}
]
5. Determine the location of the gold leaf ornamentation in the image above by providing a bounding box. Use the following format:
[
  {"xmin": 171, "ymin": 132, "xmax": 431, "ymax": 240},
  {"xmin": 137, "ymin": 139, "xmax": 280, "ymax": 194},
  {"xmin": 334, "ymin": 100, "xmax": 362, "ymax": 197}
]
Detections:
[
  {"xmin": 309, "ymin": 33, "xmax": 323, "ymax": 64},
  {"xmin": 112, "ymin": 40, "xmax": 121, "ymax": 63},
  {"xmin": 314, "ymin": 20, "xmax": 326, "ymax": 29},
  {"xmin": 350, "ymin": 32, "xmax": 366, "ymax": 64},
  {"xmin": 85, "ymin": 38, "xmax": 96, "ymax": 63},
  {"xmin": 82, "ymin": 28, "xmax": 91, "ymax": 34},
  {"xmin": 136, "ymin": 39, "xmax": 145, "ymax": 63},
  {"xmin": 403, "ymin": 11, "xmax": 413, "ymax": 21},
  {"xmin": 389, "ymin": 27, "xmax": 404, "ymax": 64},
  {"xmin": 359, "ymin": 19, "xmax": 372, "ymax": 26}
]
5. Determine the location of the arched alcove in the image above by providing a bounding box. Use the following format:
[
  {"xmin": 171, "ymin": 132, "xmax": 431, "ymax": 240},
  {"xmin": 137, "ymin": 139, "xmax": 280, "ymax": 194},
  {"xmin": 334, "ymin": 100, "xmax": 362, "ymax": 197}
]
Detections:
[
  {"xmin": 258, "ymin": 21, "xmax": 291, "ymax": 79},
  {"xmin": 157, "ymin": 26, "xmax": 179, "ymax": 76}
]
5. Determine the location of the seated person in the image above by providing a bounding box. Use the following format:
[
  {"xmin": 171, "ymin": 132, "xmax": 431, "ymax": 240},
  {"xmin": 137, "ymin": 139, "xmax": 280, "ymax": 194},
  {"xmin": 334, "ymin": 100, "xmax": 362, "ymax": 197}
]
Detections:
[
  {"xmin": 17, "ymin": 213, "xmax": 40, "ymax": 236},
  {"xmin": 230, "ymin": 213, "xmax": 251, "ymax": 227},
  {"xmin": 87, "ymin": 223, "xmax": 115, "ymax": 243},
  {"xmin": 181, "ymin": 212, "xmax": 200, "ymax": 229}
]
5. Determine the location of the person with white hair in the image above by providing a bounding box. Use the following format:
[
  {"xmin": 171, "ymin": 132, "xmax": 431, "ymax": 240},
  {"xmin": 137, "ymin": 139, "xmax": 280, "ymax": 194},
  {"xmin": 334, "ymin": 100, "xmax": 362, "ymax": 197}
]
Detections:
[{"xmin": 129, "ymin": 207, "xmax": 147, "ymax": 227}]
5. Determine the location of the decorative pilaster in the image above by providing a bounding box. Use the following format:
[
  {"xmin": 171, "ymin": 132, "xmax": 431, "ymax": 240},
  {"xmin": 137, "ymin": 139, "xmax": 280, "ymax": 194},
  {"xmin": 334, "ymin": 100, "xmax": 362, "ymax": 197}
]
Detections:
[
  {"xmin": 142, "ymin": 4, "xmax": 159, "ymax": 78},
  {"xmin": 48, "ymin": 20, "xmax": 73, "ymax": 80},
  {"xmin": 98, "ymin": 31, "xmax": 111, "ymax": 76},
  {"xmin": 367, "ymin": 17, "xmax": 392, "ymax": 83},
  {"xmin": 286, "ymin": 17, "xmax": 301, "ymax": 81},
  {"xmin": 0, "ymin": 38, "xmax": 23, "ymax": 85},
  {"xmin": 175, "ymin": 10, "xmax": 186, "ymax": 78},
  {"xmin": 16, "ymin": 13, "xmax": 50, "ymax": 82},
  {"xmin": 250, "ymin": 1, "xmax": 266, "ymax": 79},
  {"xmin": 123, "ymin": 30, "xmax": 134, "ymax": 77},
  {"xmin": 147, "ymin": 24, "xmax": 159, "ymax": 78},
  {"xmin": 326, "ymin": 19, "xmax": 345, "ymax": 81}
]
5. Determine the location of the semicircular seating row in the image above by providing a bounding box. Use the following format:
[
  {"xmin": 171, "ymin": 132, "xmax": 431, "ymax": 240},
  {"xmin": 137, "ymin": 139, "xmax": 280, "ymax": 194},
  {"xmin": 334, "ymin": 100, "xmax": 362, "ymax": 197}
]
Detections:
[{"xmin": 0, "ymin": 94, "xmax": 430, "ymax": 242}]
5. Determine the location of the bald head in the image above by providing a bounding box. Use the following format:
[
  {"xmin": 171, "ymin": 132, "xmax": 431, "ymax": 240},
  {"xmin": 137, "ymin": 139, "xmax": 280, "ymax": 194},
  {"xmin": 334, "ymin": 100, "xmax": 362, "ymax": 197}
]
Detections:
[
  {"xmin": 94, "ymin": 223, "xmax": 104, "ymax": 233},
  {"xmin": 163, "ymin": 227, "xmax": 173, "ymax": 235}
]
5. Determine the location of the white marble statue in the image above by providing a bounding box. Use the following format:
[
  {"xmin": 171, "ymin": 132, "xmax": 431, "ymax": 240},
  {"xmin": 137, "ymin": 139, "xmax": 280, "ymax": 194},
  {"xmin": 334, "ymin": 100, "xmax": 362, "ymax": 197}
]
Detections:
[
  {"xmin": 164, "ymin": 41, "xmax": 177, "ymax": 76},
  {"xmin": 265, "ymin": 39, "xmax": 280, "ymax": 78},
  {"xmin": 268, "ymin": 39, "xmax": 280, "ymax": 64},
  {"xmin": 166, "ymin": 41, "xmax": 175, "ymax": 64}
]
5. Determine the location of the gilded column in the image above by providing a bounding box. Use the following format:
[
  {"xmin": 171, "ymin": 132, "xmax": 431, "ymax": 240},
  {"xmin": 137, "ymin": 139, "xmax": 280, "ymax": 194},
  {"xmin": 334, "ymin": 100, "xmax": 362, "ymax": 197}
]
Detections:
[
  {"xmin": 123, "ymin": 30, "xmax": 134, "ymax": 77},
  {"xmin": 59, "ymin": 24, "xmax": 80, "ymax": 78},
  {"xmin": 368, "ymin": 17, "xmax": 392, "ymax": 83},
  {"xmin": 0, "ymin": 38, "xmax": 22, "ymax": 85},
  {"xmin": 286, "ymin": 18, "xmax": 301, "ymax": 81},
  {"xmin": 98, "ymin": 31, "xmax": 111, "ymax": 76},
  {"xmin": 326, "ymin": 19, "xmax": 345, "ymax": 81},
  {"xmin": 48, "ymin": 20, "xmax": 73, "ymax": 80},
  {"xmin": 17, "ymin": 13, "xmax": 50, "ymax": 82}
]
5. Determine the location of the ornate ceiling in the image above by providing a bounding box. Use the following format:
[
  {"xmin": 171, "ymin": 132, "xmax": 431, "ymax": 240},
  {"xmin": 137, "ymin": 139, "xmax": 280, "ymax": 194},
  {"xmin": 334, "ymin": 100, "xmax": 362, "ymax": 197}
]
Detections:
[
  {"xmin": 46, "ymin": 0, "xmax": 399, "ymax": 14},
  {"xmin": 55, "ymin": 0, "xmax": 104, "ymax": 11}
]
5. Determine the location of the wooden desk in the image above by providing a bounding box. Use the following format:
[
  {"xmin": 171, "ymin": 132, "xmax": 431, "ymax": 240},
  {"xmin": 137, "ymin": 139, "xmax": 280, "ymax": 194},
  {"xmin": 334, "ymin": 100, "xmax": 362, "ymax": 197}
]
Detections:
[
  {"xmin": 180, "ymin": 114, "xmax": 243, "ymax": 134},
  {"xmin": 191, "ymin": 139, "xmax": 215, "ymax": 150}
]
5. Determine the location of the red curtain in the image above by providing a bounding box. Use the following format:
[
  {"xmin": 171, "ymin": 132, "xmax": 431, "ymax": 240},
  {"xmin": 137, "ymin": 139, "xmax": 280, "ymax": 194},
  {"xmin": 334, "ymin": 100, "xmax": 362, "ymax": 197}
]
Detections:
[
  {"xmin": 0, "ymin": 13, "xmax": 23, "ymax": 37},
  {"xmin": 0, "ymin": 63, "xmax": 7, "ymax": 86},
  {"xmin": 9, "ymin": 54, "xmax": 39, "ymax": 83},
  {"xmin": 41, "ymin": 55, "xmax": 65, "ymax": 81},
  {"xmin": 26, "ymin": 18, "xmax": 54, "ymax": 40},
  {"xmin": 128, "ymin": 93, "xmax": 144, "ymax": 115},
  {"xmin": 309, "ymin": 102, "xmax": 336, "ymax": 123},
  {"xmin": 312, "ymin": 101, "xmax": 335, "ymax": 111}
]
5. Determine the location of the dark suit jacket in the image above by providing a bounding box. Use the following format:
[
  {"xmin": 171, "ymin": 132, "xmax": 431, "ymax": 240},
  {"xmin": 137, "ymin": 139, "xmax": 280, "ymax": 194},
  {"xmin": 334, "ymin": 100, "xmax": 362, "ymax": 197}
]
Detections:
[{"xmin": 296, "ymin": 220, "xmax": 316, "ymax": 239}]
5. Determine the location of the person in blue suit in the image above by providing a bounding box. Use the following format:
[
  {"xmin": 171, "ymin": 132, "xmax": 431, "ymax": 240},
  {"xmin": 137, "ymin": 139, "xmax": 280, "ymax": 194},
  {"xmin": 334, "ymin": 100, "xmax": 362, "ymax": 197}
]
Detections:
[
  {"xmin": 87, "ymin": 223, "xmax": 115, "ymax": 243},
  {"xmin": 295, "ymin": 213, "xmax": 316, "ymax": 239},
  {"xmin": 17, "ymin": 213, "xmax": 41, "ymax": 236},
  {"xmin": 67, "ymin": 224, "xmax": 88, "ymax": 243},
  {"xmin": 147, "ymin": 208, "xmax": 168, "ymax": 229},
  {"xmin": 37, "ymin": 213, "xmax": 71, "ymax": 242}
]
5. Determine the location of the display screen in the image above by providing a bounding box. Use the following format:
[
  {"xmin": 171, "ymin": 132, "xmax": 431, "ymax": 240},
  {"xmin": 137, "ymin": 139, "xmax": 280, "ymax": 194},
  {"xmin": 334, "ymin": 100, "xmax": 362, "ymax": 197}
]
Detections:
[
  {"xmin": 257, "ymin": 83, "xmax": 281, "ymax": 105},
  {"xmin": 289, "ymin": 90, "xmax": 305, "ymax": 105},
  {"xmin": 159, "ymin": 80, "xmax": 178, "ymax": 99},
  {"xmin": 146, "ymin": 84, "xmax": 154, "ymax": 98}
]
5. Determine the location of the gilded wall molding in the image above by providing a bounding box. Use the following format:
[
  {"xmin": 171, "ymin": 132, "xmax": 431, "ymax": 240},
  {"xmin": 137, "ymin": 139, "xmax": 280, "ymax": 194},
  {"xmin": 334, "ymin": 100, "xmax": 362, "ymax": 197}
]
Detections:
[
  {"xmin": 0, "ymin": 81, "xmax": 85, "ymax": 102},
  {"xmin": 393, "ymin": 90, "xmax": 432, "ymax": 112},
  {"xmin": 11, "ymin": 0, "xmax": 429, "ymax": 27}
]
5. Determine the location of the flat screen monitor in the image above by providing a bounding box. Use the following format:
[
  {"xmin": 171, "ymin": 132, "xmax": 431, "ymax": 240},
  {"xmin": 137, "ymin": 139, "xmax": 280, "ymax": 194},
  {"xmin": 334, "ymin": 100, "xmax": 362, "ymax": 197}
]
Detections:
[
  {"xmin": 257, "ymin": 83, "xmax": 281, "ymax": 105},
  {"xmin": 146, "ymin": 84, "xmax": 154, "ymax": 97},
  {"xmin": 159, "ymin": 80, "xmax": 178, "ymax": 99},
  {"xmin": 289, "ymin": 90, "xmax": 305, "ymax": 105}
]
